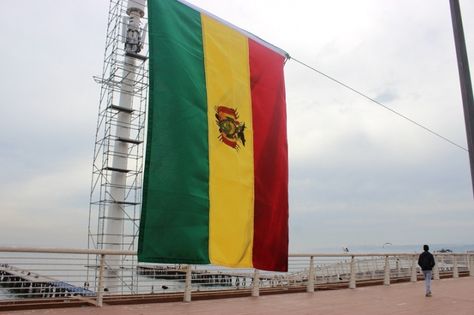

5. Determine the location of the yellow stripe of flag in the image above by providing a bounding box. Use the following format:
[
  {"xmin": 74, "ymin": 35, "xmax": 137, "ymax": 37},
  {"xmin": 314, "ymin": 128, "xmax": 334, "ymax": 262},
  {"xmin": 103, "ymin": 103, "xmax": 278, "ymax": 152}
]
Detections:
[{"xmin": 202, "ymin": 14, "xmax": 255, "ymax": 267}]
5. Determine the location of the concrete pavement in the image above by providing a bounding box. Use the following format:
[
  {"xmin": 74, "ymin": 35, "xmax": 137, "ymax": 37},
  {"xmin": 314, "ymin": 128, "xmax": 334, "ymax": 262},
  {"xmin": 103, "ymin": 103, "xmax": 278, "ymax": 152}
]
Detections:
[{"xmin": 4, "ymin": 277, "xmax": 474, "ymax": 315}]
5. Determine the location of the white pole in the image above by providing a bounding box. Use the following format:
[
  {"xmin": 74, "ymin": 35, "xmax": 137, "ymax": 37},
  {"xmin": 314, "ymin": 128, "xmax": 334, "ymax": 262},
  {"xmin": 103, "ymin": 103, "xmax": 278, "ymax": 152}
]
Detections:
[
  {"xmin": 251, "ymin": 269, "xmax": 260, "ymax": 297},
  {"xmin": 184, "ymin": 265, "xmax": 192, "ymax": 302},
  {"xmin": 433, "ymin": 255, "xmax": 440, "ymax": 280},
  {"xmin": 383, "ymin": 256, "xmax": 390, "ymax": 286},
  {"xmin": 97, "ymin": 254, "xmax": 106, "ymax": 307},
  {"xmin": 103, "ymin": 0, "xmax": 146, "ymax": 292},
  {"xmin": 307, "ymin": 256, "xmax": 315, "ymax": 293},
  {"xmin": 410, "ymin": 255, "xmax": 418, "ymax": 282},
  {"xmin": 453, "ymin": 255, "xmax": 459, "ymax": 278},
  {"xmin": 349, "ymin": 256, "xmax": 356, "ymax": 289},
  {"xmin": 396, "ymin": 257, "xmax": 401, "ymax": 277},
  {"xmin": 469, "ymin": 254, "xmax": 474, "ymax": 277}
]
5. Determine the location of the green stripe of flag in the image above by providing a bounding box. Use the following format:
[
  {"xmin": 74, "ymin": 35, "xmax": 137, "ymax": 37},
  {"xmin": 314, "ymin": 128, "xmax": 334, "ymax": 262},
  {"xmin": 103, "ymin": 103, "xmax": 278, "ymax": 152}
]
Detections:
[{"xmin": 138, "ymin": 0, "xmax": 210, "ymax": 264}]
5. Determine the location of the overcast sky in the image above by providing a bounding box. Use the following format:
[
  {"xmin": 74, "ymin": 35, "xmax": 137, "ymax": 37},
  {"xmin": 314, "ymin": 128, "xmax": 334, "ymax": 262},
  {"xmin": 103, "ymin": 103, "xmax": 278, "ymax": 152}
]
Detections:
[{"xmin": 1, "ymin": 0, "xmax": 473, "ymax": 252}]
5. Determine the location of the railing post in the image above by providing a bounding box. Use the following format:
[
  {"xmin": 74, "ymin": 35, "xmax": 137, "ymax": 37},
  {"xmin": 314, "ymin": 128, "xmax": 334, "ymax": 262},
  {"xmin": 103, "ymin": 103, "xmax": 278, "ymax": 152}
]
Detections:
[
  {"xmin": 433, "ymin": 255, "xmax": 440, "ymax": 280},
  {"xmin": 251, "ymin": 269, "xmax": 260, "ymax": 297},
  {"xmin": 96, "ymin": 254, "xmax": 105, "ymax": 307},
  {"xmin": 384, "ymin": 256, "xmax": 390, "ymax": 286},
  {"xmin": 468, "ymin": 254, "xmax": 473, "ymax": 277},
  {"xmin": 349, "ymin": 256, "xmax": 356, "ymax": 289},
  {"xmin": 183, "ymin": 264, "xmax": 192, "ymax": 302},
  {"xmin": 469, "ymin": 254, "xmax": 474, "ymax": 277},
  {"xmin": 465, "ymin": 254, "xmax": 470, "ymax": 276},
  {"xmin": 307, "ymin": 256, "xmax": 315, "ymax": 293},
  {"xmin": 453, "ymin": 255, "xmax": 459, "ymax": 278},
  {"xmin": 370, "ymin": 259, "xmax": 376, "ymax": 279},
  {"xmin": 396, "ymin": 256, "xmax": 401, "ymax": 277},
  {"xmin": 410, "ymin": 255, "xmax": 418, "ymax": 282}
]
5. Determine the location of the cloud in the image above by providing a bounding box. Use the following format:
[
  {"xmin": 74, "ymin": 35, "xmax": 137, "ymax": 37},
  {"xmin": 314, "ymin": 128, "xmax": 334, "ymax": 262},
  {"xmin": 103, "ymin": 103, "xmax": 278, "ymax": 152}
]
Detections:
[
  {"xmin": 0, "ymin": 158, "xmax": 91, "ymax": 247},
  {"xmin": 0, "ymin": 0, "xmax": 473, "ymax": 252},
  {"xmin": 375, "ymin": 89, "xmax": 399, "ymax": 104}
]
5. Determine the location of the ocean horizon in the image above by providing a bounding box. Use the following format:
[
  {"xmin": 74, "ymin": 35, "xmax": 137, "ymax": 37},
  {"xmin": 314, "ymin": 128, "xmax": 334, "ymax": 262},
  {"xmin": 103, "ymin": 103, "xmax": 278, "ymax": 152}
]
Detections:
[{"xmin": 308, "ymin": 243, "xmax": 474, "ymax": 254}]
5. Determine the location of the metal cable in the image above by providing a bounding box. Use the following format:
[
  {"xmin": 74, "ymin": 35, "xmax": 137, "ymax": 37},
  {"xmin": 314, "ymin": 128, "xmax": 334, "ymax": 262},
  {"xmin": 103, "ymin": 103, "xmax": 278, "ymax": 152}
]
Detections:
[{"xmin": 290, "ymin": 56, "xmax": 468, "ymax": 152}]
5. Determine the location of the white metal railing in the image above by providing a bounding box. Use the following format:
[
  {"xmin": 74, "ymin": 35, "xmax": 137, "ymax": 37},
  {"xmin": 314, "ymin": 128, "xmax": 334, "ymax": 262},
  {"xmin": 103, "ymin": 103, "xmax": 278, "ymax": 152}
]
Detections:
[{"xmin": 0, "ymin": 247, "xmax": 472, "ymax": 308}]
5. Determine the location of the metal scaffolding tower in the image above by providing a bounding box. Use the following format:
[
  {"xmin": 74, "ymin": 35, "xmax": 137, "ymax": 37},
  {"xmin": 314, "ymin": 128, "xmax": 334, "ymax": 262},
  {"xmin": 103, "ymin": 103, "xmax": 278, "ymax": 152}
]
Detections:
[{"xmin": 87, "ymin": 0, "xmax": 148, "ymax": 293}]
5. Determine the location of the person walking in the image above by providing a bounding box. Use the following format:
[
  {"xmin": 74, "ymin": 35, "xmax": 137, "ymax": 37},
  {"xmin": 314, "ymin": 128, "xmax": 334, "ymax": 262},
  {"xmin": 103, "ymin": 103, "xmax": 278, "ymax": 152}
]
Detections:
[{"xmin": 418, "ymin": 244, "xmax": 435, "ymax": 297}]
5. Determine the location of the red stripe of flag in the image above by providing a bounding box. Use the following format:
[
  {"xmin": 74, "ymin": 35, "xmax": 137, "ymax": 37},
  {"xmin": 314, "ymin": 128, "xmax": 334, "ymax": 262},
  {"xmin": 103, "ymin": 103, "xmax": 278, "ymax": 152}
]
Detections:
[{"xmin": 249, "ymin": 39, "xmax": 289, "ymax": 272}]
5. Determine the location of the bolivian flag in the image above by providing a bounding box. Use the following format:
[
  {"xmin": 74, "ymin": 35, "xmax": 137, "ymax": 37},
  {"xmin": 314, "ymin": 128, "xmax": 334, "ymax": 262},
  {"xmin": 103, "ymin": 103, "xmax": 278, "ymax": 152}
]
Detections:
[{"xmin": 138, "ymin": 0, "xmax": 289, "ymax": 272}]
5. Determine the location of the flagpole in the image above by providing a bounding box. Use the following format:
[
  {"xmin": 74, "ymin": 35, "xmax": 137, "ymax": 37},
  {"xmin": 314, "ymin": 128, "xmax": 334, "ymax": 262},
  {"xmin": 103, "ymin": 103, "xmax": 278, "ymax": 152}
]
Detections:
[{"xmin": 449, "ymin": 0, "xmax": 474, "ymax": 198}]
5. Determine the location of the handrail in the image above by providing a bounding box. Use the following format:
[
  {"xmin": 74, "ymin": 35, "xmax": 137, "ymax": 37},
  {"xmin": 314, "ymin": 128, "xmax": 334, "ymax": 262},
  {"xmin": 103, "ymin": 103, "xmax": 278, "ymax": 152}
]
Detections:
[
  {"xmin": 0, "ymin": 246, "xmax": 134, "ymax": 255},
  {"xmin": 0, "ymin": 246, "xmax": 468, "ymax": 257},
  {"xmin": 289, "ymin": 252, "xmax": 469, "ymax": 257}
]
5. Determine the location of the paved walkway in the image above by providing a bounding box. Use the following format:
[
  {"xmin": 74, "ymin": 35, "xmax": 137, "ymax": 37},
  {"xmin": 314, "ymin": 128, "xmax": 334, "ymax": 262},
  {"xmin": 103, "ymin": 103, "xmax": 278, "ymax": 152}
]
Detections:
[{"xmin": 5, "ymin": 277, "xmax": 474, "ymax": 315}]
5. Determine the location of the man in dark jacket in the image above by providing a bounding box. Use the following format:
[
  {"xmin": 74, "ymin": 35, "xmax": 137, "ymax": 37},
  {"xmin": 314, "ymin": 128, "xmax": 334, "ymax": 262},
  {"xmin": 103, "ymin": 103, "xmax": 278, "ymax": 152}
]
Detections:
[{"xmin": 418, "ymin": 244, "xmax": 435, "ymax": 297}]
